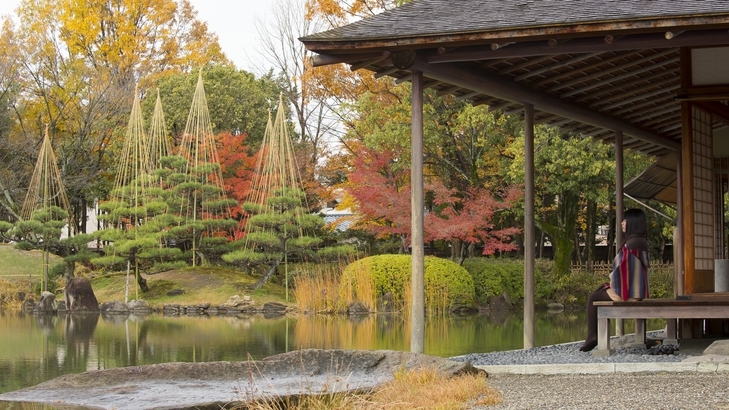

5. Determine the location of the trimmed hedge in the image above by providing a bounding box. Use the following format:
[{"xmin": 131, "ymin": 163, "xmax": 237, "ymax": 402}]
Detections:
[
  {"xmin": 341, "ymin": 254, "xmax": 475, "ymax": 312},
  {"xmin": 462, "ymin": 258, "xmax": 555, "ymax": 305},
  {"xmin": 462, "ymin": 257, "xmax": 675, "ymax": 306}
]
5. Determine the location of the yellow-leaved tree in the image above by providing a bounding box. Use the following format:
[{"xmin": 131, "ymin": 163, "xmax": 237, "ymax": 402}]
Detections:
[{"xmin": 0, "ymin": 0, "xmax": 229, "ymax": 230}]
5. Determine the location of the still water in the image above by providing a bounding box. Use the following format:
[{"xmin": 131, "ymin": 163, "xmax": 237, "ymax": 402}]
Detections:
[{"xmin": 0, "ymin": 310, "xmax": 661, "ymax": 394}]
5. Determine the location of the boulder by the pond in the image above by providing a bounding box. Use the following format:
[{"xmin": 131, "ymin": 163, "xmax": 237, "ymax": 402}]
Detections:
[
  {"xmin": 33, "ymin": 291, "xmax": 55, "ymax": 313},
  {"xmin": 64, "ymin": 277, "xmax": 99, "ymax": 311},
  {"xmin": 0, "ymin": 349, "xmax": 483, "ymax": 410}
]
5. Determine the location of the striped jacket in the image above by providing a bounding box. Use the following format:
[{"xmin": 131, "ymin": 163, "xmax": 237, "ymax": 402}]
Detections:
[{"xmin": 610, "ymin": 236, "xmax": 650, "ymax": 300}]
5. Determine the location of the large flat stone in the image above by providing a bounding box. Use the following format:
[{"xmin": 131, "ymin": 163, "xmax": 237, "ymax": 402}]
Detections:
[
  {"xmin": 0, "ymin": 349, "xmax": 481, "ymax": 410},
  {"xmin": 704, "ymin": 339, "xmax": 729, "ymax": 356}
]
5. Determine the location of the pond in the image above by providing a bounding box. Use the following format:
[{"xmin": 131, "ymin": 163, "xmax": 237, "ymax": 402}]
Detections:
[{"xmin": 0, "ymin": 310, "xmax": 664, "ymax": 394}]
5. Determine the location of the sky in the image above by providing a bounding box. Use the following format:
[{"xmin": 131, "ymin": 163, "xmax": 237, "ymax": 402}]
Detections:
[{"xmin": 0, "ymin": 0, "xmax": 282, "ymax": 72}]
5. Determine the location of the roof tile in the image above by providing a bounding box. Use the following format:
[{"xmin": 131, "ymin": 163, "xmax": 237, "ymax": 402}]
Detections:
[{"xmin": 302, "ymin": 0, "xmax": 729, "ymax": 42}]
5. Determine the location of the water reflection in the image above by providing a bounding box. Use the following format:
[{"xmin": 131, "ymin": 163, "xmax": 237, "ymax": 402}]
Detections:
[{"xmin": 0, "ymin": 310, "xmax": 665, "ymax": 394}]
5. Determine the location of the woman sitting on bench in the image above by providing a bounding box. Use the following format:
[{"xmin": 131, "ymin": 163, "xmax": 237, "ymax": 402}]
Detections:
[{"xmin": 579, "ymin": 208, "xmax": 651, "ymax": 352}]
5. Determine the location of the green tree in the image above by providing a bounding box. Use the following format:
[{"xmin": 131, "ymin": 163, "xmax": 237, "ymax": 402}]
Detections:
[
  {"xmin": 506, "ymin": 127, "xmax": 615, "ymax": 276},
  {"xmin": 223, "ymin": 187, "xmax": 326, "ymax": 290},
  {"xmin": 338, "ymin": 85, "xmax": 522, "ymax": 259},
  {"xmin": 145, "ymin": 65, "xmax": 281, "ymax": 151},
  {"xmin": 0, "ymin": 0, "xmax": 228, "ymax": 225}
]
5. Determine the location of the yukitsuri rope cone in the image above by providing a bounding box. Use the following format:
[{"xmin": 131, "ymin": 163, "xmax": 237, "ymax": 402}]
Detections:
[
  {"xmin": 20, "ymin": 126, "xmax": 74, "ymax": 291},
  {"xmin": 175, "ymin": 69, "xmax": 236, "ymax": 266},
  {"xmin": 148, "ymin": 89, "xmax": 171, "ymax": 172},
  {"xmin": 237, "ymin": 94, "xmax": 318, "ymax": 293},
  {"xmin": 107, "ymin": 86, "xmax": 154, "ymax": 218},
  {"xmin": 98, "ymin": 86, "xmax": 160, "ymax": 299},
  {"xmin": 20, "ymin": 126, "xmax": 74, "ymax": 223}
]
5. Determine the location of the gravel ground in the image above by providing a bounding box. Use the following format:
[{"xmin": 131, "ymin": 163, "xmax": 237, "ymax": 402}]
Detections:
[
  {"xmin": 477, "ymin": 373, "xmax": 729, "ymax": 410},
  {"xmin": 451, "ymin": 331, "xmax": 729, "ymax": 409},
  {"xmin": 451, "ymin": 335, "xmax": 688, "ymax": 366}
]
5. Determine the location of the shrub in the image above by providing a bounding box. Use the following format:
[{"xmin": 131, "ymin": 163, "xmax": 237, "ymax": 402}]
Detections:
[
  {"xmin": 462, "ymin": 258, "xmax": 553, "ymax": 305},
  {"xmin": 340, "ymin": 255, "xmax": 475, "ymax": 313},
  {"xmin": 463, "ymin": 257, "xmax": 677, "ymax": 306}
]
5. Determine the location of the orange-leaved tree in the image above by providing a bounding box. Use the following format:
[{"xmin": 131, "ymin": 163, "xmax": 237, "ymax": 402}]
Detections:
[{"xmin": 346, "ymin": 145, "xmax": 522, "ymax": 263}]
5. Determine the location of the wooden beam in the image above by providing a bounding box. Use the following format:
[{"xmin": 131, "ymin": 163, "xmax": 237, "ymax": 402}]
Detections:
[
  {"xmin": 514, "ymin": 52, "xmax": 601, "ymax": 82},
  {"xmin": 497, "ymin": 55, "xmax": 555, "ymax": 75},
  {"xmin": 575, "ymin": 69, "xmax": 678, "ymax": 102},
  {"xmin": 312, "ymin": 52, "xmax": 388, "ymax": 67},
  {"xmin": 676, "ymin": 85, "xmax": 729, "ymax": 101},
  {"xmin": 533, "ymin": 51, "xmax": 644, "ymax": 88},
  {"xmin": 597, "ymin": 79, "xmax": 676, "ymax": 111},
  {"xmin": 555, "ymin": 54, "xmax": 679, "ymax": 97},
  {"xmin": 455, "ymin": 91, "xmax": 481, "ymax": 101},
  {"xmin": 349, "ymin": 52, "xmax": 390, "ymax": 71},
  {"xmin": 374, "ymin": 67, "xmax": 400, "ymax": 78},
  {"xmin": 411, "ymin": 58, "xmax": 681, "ymax": 151},
  {"xmin": 426, "ymin": 29, "xmax": 729, "ymax": 63},
  {"xmin": 627, "ymin": 104, "xmax": 679, "ymax": 123}
]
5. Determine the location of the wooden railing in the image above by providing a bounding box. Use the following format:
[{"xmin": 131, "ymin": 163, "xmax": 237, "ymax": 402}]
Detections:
[{"xmin": 571, "ymin": 261, "xmax": 674, "ymax": 274}]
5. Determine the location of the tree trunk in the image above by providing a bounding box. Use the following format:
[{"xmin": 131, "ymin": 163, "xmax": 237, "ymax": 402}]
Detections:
[
  {"xmin": 64, "ymin": 260, "xmax": 76, "ymax": 282},
  {"xmin": 252, "ymin": 259, "xmax": 282, "ymax": 290},
  {"xmin": 538, "ymin": 191, "xmax": 580, "ymax": 276},
  {"xmin": 137, "ymin": 272, "xmax": 149, "ymax": 292}
]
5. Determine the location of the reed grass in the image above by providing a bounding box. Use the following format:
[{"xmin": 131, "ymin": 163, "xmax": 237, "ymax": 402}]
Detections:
[
  {"xmin": 292, "ymin": 257, "xmax": 379, "ymax": 314},
  {"xmin": 0, "ymin": 278, "xmax": 34, "ymax": 310},
  {"xmin": 241, "ymin": 367, "xmax": 501, "ymax": 410}
]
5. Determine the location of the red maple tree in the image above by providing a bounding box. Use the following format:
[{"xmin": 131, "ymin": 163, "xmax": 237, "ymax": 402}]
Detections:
[
  {"xmin": 346, "ymin": 146, "xmax": 522, "ymax": 258},
  {"xmin": 216, "ymin": 132, "xmax": 259, "ymax": 239}
]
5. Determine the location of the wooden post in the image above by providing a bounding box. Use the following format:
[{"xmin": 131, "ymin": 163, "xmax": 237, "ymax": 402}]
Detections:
[
  {"xmin": 524, "ymin": 104, "xmax": 535, "ymax": 349},
  {"xmin": 680, "ymin": 47, "xmax": 695, "ymax": 295},
  {"xmin": 681, "ymin": 101, "xmax": 695, "ymax": 295},
  {"xmin": 615, "ymin": 130, "xmax": 624, "ymax": 337},
  {"xmin": 676, "ymin": 153, "xmax": 684, "ymax": 296},
  {"xmin": 410, "ymin": 69, "xmax": 425, "ymax": 354}
]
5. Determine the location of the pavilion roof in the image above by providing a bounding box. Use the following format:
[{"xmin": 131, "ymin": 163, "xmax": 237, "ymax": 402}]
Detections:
[
  {"xmin": 301, "ymin": 0, "xmax": 729, "ymax": 159},
  {"xmin": 303, "ymin": 0, "xmax": 729, "ymax": 47}
]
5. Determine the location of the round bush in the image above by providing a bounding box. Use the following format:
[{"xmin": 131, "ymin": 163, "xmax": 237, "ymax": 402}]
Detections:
[{"xmin": 341, "ymin": 254, "xmax": 475, "ymax": 312}]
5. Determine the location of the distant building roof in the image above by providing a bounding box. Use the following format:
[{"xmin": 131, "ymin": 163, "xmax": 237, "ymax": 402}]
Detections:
[{"xmin": 319, "ymin": 208, "xmax": 355, "ymax": 232}]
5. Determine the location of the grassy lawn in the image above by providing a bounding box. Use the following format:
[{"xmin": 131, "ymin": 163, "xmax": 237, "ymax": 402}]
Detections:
[
  {"xmin": 91, "ymin": 266, "xmax": 291, "ymax": 307},
  {"xmin": 0, "ymin": 243, "xmax": 291, "ymax": 308},
  {"xmin": 0, "ymin": 243, "xmax": 62, "ymax": 279}
]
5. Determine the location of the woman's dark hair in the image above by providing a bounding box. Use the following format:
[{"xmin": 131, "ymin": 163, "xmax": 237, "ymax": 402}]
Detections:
[{"xmin": 623, "ymin": 208, "xmax": 647, "ymax": 237}]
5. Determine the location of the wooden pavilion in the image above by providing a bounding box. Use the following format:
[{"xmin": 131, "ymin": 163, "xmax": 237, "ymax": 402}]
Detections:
[{"xmin": 300, "ymin": 0, "xmax": 729, "ymax": 351}]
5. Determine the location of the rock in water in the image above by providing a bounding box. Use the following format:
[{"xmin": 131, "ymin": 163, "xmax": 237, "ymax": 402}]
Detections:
[{"xmin": 64, "ymin": 277, "xmax": 99, "ymax": 311}]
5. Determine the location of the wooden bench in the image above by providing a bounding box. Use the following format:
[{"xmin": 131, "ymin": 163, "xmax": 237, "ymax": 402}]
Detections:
[{"xmin": 593, "ymin": 294, "xmax": 729, "ymax": 356}]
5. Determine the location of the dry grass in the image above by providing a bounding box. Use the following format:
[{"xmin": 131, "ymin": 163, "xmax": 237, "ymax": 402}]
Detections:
[
  {"xmin": 242, "ymin": 368, "xmax": 502, "ymax": 410},
  {"xmin": 292, "ymin": 259, "xmax": 378, "ymax": 314},
  {"xmin": 0, "ymin": 278, "xmax": 35, "ymax": 310}
]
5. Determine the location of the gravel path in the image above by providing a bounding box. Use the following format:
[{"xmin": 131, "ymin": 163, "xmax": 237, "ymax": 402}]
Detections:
[
  {"xmin": 452, "ymin": 339, "xmax": 687, "ymax": 366},
  {"xmin": 479, "ymin": 373, "xmax": 729, "ymax": 410},
  {"xmin": 452, "ymin": 331, "xmax": 729, "ymax": 409}
]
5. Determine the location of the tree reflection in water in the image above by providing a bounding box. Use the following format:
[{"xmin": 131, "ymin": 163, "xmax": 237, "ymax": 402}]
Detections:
[{"xmin": 0, "ymin": 311, "xmax": 665, "ymax": 394}]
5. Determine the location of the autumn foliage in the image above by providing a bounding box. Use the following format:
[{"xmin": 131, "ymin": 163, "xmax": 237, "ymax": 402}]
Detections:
[
  {"xmin": 216, "ymin": 132, "xmax": 258, "ymax": 238},
  {"xmin": 345, "ymin": 146, "xmax": 522, "ymax": 255}
]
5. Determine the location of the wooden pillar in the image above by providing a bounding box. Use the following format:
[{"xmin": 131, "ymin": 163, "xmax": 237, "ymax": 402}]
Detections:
[
  {"xmin": 676, "ymin": 153, "xmax": 685, "ymax": 296},
  {"xmin": 410, "ymin": 69, "xmax": 425, "ymax": 354},
  {"xmin": 681, "ymin": 101, "xmax": 695, "ymax": 295},
  {"xmin": 615, "ymin": 130, "xmax": 624, "ymax": 337},
  {"xmin": 680, "ymin": 47, "xmax": 696, "ymax": 295},
  {"xmin": 615, "ymin": 130, "xmax": 624, "ymax": 249},
  {"xmin": 524, "ymin": 104, "xmax": 535, "ymax": 349}
]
